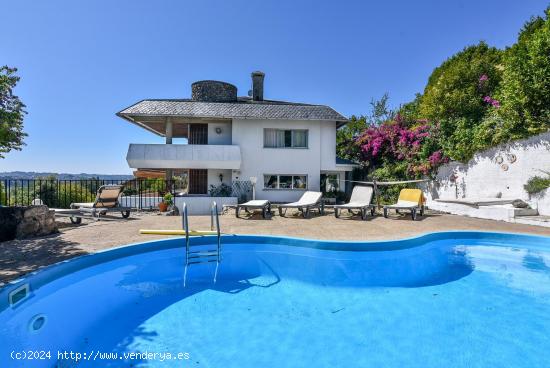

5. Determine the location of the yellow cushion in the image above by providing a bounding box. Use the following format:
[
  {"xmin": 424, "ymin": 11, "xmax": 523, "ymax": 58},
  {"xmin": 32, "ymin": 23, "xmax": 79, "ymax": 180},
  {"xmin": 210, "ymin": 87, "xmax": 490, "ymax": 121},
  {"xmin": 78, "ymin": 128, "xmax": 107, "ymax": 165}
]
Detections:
[{"xmin": 398, "ymin": 189, "xmax": 425, "ymax": 206}]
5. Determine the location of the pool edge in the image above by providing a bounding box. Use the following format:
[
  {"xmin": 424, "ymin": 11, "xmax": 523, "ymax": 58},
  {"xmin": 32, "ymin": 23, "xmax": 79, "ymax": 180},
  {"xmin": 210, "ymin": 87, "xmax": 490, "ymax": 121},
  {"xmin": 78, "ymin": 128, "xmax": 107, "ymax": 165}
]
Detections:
[{"xmin": 1, "ymin": 230, "xmax": 549, "ymax": 312}]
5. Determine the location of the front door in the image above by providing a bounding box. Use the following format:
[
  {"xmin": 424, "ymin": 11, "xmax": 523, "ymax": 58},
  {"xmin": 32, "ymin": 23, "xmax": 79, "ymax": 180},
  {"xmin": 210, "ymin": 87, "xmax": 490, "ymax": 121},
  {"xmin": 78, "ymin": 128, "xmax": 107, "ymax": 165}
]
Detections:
[
  {"xmin": 189, "ymin": 124, "xmax": 208, "ymax": 145},
  {"xmin": 188, "ymin": 169, "xmax": 208, "ymax": 194}
]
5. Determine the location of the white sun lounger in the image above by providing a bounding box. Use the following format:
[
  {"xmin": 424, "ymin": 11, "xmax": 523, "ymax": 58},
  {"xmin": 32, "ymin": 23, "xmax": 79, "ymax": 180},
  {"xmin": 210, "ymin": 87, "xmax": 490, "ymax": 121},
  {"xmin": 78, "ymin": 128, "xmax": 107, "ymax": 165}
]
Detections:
[
  {"xmin": 333, "ymin": 185, "xmax": 375, "ymax": 220},
  {"xmin": 277, "ymin": 191, "xmax": 324, "ymax": 218},
  {"xmin": 236, "ymin": 200, "xmax": 271, "ymax": 219},
  {"xmin": 54, "ymin": 185, "xmax": 131, "ymax": 224}
]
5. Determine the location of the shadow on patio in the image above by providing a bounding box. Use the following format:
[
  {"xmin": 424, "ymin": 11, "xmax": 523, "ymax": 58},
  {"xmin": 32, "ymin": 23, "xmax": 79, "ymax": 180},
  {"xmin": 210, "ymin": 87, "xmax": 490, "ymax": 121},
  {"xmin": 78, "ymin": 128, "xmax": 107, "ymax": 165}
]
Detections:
[{"xmin": 0, "ymin": 233, "xmax": 87, "ymax": 286}]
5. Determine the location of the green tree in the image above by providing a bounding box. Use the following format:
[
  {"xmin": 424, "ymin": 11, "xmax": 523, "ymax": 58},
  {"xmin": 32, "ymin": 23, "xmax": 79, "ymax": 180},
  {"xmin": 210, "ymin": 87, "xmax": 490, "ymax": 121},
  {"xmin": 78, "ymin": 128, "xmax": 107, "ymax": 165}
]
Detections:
[
  {"xmin": 336, "ymin": 94, "xmax": 395, "ymax": 163},
  {"xmin": 0, "ymin": 66, "xmax": 27, "ymax": 157},
  {"xmin": 418, "ymin": 42, "xmax": 503, "ymax": 122},
  {"xmin": 398, "ymin": 93, "xmax": 422, "ymax": 125},
  {"xmin": 496, "ymin": 8, "xmax": 550, "ymax": 140}
]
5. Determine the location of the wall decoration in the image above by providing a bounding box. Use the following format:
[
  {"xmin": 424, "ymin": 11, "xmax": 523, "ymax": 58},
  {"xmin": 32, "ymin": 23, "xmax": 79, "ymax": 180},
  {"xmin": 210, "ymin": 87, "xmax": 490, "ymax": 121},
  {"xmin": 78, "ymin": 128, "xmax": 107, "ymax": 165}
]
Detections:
[
  {"xmin": 506, "ymin": 153, "xmax": 517, "ymax": 163},
  {"xmin": 501, "ymin": 164, "xmax": 509, "ymax": 171},
  {"xmin": 495, "ymin": 155, "xmax": 504, "ymax": 164}
]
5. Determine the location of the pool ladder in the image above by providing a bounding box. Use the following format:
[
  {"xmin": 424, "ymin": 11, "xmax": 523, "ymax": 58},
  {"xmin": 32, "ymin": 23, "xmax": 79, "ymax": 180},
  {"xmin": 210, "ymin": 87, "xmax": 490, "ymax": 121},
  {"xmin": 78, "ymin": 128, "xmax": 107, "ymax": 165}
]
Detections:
[{"xmin": 182, "ymin": 202, "xmax": 222, "ymax": 286}]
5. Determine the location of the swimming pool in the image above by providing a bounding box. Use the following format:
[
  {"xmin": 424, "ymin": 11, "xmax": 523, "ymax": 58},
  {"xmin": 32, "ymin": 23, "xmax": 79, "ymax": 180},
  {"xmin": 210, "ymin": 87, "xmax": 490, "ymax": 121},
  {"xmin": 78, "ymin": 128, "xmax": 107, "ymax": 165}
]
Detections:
[{"xmin": 1, "ymin": 231, "xmax": 550, "ymax": 367}]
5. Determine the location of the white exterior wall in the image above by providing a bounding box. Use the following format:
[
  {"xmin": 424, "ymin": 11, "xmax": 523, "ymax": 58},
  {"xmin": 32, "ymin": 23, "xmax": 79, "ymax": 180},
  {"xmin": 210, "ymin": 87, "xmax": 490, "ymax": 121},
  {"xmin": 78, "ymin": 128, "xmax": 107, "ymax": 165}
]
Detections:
[
  {"xmin": 320, "ymin": 122, "xmax": 337, "ymax": 171},
  {"xmin": 536, "ymin": 188, "xmax": 550, "ymax": 216},
  {"xmin": 207, "ymin": 121, "xmax": 232, "ymax": 145},
  {"xmin": 231, "ymin": 119, "xmax": 336, "ymax": 202},
  {"xmin": 427, "ymin": 131, "xmax": 550, "ymax": 215},
  {"xmin": 175, "ymin": 196, "xmax": 237, "ymax": 215},
  {"xmin": 120, "ymin": 195, "xmax": 236, "ymax": 215}
]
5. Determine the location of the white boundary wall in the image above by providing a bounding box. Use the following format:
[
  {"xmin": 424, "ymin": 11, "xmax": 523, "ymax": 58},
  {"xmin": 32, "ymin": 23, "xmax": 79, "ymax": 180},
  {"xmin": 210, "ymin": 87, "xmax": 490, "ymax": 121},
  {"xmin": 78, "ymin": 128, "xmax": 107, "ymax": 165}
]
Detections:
[{"xmin": 426, "ymin": 131, "xmax": 550, "ymax": 216}]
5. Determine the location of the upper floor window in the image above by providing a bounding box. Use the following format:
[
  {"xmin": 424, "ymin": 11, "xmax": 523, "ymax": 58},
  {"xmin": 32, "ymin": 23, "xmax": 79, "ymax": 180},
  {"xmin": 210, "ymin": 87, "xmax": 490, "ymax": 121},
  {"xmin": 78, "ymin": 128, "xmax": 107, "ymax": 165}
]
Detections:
[{"xmin": 264, "ymin": 129, "xmax": 308, "ymax": 148}]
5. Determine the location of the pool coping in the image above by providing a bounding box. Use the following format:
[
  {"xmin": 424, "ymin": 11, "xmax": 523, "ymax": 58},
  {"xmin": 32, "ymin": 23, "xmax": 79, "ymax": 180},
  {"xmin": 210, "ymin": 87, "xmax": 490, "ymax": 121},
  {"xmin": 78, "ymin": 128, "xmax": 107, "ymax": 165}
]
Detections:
[{"xmin": 1, "ymin": 230, "xmax": 549, "ymax": 312}]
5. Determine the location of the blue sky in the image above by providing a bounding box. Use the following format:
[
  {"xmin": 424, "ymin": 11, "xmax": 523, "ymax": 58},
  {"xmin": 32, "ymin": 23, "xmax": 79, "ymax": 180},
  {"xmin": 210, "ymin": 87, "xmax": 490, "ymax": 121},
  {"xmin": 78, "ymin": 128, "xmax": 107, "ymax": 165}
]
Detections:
[{"xmin": 1, "ymin": 0, "xmax": 548, "ymax": 174}]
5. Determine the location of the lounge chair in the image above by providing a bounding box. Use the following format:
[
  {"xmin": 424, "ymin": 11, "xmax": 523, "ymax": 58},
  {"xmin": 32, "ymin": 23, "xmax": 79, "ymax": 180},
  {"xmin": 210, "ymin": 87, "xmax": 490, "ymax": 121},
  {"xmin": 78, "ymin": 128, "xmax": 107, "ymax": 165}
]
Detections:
[
  {"xmin": 383, "ymin": 188, "xmax": 425, "ymax": 220},
  {"xmin": 333, "ymin": 185, "xmax": 375, "ymax": 220},
  {"xmin": 55, "ymin": 185, "xmax": 131, "ymax": 224},
  {"xmin": 278, "ymin": 191, "xmax": 324, "ymax": 218},
  {"xmin": 236, "ymin": 200, "xmax": 271, "ymax": 219}
]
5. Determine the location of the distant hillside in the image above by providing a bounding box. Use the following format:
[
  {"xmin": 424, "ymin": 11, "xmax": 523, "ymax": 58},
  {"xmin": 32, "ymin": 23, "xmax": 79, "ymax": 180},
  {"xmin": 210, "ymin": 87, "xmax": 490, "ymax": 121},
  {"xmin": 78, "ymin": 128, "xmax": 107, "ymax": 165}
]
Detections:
[{"xmin": 0, "ymin": 171, "xmax": 134, "ymax": 180}]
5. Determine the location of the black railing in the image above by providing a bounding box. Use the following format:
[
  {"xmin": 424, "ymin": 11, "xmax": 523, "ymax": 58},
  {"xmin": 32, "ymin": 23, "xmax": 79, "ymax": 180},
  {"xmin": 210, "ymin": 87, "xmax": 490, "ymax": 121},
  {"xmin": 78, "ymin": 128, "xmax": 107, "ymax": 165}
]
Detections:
[{"xmin": 0, "ymin": 179, "xmax": 252, "ymax": 208}]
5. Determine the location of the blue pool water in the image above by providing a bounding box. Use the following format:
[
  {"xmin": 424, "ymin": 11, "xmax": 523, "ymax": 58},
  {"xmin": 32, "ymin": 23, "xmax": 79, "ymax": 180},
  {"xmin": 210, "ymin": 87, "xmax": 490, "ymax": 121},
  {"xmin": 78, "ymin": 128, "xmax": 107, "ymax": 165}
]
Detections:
[{"xmin": 1, "ymin": 232, "xmax": 550, "ymax": 367}]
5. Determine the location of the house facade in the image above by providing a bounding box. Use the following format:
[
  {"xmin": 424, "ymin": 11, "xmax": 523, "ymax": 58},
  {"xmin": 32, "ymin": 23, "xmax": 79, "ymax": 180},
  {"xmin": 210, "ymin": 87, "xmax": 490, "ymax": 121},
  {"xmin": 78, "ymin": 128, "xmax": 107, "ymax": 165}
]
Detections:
[{"xmin": 117, "ymin": 72, "xmax": 355, "ymax": 203}]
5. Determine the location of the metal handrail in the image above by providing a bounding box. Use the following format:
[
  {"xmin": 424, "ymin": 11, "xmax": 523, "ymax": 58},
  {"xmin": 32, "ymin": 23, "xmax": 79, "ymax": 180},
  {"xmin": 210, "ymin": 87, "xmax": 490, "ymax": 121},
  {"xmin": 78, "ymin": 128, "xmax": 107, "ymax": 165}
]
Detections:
[
  {"xmin": 211, "ymin": 201, "xmax": 221, "ymax": 263},
  {"xmin": 182, "ymin": 202, "xmax": 190, "ymax": 286},
  {"xmin": 182, "ymin": 202, "xmax": 190, "ymax": 250},
  {"xmin": 182, "ymin": 201, "xmax": 221, "ymax": 286}
]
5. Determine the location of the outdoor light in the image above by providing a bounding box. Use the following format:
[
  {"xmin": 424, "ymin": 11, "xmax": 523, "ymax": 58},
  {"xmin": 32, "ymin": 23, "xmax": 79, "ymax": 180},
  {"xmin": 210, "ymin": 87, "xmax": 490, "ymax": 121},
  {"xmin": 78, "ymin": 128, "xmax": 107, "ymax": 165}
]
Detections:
[{"xmin": 219, "ymin": 173, "xmax": 223, "ymax": 182}]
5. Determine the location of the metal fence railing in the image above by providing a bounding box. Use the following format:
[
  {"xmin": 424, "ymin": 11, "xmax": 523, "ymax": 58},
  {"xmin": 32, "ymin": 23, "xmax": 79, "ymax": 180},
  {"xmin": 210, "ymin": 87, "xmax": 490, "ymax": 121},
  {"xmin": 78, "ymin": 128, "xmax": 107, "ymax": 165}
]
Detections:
[{"xmin": 0, "ymin": 179, "xmax": 252, "ymax": 209}]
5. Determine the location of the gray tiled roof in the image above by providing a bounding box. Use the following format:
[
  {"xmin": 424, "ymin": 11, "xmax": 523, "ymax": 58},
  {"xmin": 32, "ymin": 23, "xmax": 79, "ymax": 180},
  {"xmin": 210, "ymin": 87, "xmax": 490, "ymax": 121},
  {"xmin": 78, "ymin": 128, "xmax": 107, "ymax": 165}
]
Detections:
[{"xmin": 117, "ymin": 98, "xmax": 348, "ymax": 122}]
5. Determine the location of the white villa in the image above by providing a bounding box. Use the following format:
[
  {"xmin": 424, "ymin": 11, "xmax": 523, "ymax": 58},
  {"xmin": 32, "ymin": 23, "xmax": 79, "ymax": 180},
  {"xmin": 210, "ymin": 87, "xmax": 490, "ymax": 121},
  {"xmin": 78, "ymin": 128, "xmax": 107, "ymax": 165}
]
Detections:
[{"xmin": 117, "ymin": 72, "xmax": 356, "ymax": 205}]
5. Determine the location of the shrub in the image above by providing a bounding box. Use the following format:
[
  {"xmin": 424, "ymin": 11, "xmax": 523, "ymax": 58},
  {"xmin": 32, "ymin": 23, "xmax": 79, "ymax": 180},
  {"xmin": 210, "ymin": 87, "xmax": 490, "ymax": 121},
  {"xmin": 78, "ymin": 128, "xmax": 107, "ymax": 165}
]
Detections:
[
  {"xmin": 141, "ymin": 178, "xmax": 167, "ymax": 195},
  {"xmin": 0, "ymin": 181, "xmax": 6, "ymax": 205},
  {"xmin": 438, "ymin": 117, "xmax": 483, "ymax": 162},
  {"xmin": 56, "ymin": 183, "xmax": 95, "ymax": 208},
  {"xmin": 122, "ymin": 187, "xmax": 137, "ymax": 196},
  {"xmin": 209, "ymin": 183, "xmax": 232, "ymax": 197},
  {"xmin": 36, "ymin": 179, "xmax": 59, "ymax": 207},
  {"xmin": 524, "ymin": 173, "xmax": 550, "ymax": 195},
  {"xmin": 163, "ymin": 193, "xmax": 174, "ymax": 206},
  {"xmin": 496, "ymin": 8, "xmax": 550, "ymax": 139}
]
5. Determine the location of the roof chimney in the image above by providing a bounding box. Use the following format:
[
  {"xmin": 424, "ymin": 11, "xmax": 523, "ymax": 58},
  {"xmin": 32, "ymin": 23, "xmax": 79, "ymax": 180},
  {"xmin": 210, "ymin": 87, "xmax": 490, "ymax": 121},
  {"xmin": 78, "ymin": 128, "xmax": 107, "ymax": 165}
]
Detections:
[{"xmin": 251, "ymin": 71, "xmax": 265, "ymax": 101}]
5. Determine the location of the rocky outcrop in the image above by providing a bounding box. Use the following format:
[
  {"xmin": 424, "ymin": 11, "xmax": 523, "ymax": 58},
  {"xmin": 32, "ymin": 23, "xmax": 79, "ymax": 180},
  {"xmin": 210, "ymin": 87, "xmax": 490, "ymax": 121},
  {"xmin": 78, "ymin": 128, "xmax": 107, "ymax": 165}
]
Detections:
[{"xmin": 0, "ymin": 206, "xmax": 58, "ymax": 242}]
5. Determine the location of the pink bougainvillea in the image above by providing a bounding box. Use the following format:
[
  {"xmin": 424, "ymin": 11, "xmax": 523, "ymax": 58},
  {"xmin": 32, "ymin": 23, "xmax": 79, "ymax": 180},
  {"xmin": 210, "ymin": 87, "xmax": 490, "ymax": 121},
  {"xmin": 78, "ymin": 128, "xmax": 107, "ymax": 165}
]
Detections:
[
  {"xmin": 483, "ymin": 95, "xmax": 501, "ymax": 108},
  {"xmin": 355, "ymin": 116, "xmax": 448, "ymax": 177}
]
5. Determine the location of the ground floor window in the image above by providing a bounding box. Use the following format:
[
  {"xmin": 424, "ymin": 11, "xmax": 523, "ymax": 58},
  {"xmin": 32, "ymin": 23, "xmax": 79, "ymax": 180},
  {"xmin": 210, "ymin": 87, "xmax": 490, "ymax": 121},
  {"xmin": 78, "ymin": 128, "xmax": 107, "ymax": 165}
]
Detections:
[{"xmin": 263, "ymin": 174, "xmax": 308, "ymax": 190}]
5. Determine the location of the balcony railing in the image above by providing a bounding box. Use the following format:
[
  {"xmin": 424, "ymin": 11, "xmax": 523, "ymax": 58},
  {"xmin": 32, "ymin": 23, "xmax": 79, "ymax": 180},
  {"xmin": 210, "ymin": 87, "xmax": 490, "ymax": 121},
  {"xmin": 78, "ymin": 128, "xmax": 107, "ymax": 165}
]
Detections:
[{"xmin": 126, "ymin": 144, "xmax": 241, "ymax": 170}]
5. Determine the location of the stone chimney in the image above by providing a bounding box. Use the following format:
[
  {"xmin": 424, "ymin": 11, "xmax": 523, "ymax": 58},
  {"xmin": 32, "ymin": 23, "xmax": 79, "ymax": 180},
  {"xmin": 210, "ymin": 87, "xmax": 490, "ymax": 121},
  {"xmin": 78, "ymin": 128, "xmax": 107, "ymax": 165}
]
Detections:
[{"xmin": 251, "ymin": 71, "xmax": 265, "ymax": 101}]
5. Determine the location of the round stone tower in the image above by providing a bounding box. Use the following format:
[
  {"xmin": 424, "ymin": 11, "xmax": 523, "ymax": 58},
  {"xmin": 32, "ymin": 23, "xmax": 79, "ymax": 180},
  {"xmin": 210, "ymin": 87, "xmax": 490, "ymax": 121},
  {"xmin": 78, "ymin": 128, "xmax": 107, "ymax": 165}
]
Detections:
[{"xmin": 191, "ymin": 80, "xmax": 238, "ymax": 102}]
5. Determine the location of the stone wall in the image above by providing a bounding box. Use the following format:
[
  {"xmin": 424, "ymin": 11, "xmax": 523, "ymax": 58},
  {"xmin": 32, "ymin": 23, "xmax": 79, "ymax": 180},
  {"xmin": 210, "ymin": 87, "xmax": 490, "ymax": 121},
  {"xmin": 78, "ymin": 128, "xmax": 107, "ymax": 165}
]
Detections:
[{"xmin": 0, "ymin": 206, "xmax": 58, "ymax": 242}]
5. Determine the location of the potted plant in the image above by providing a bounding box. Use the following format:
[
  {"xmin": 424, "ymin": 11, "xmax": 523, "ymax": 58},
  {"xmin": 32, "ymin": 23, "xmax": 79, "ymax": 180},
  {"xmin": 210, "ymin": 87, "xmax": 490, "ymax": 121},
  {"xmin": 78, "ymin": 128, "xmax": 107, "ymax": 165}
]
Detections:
[{"xmin": 159, "ymin": 193, "xmax": 173, "ymax": 212}]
